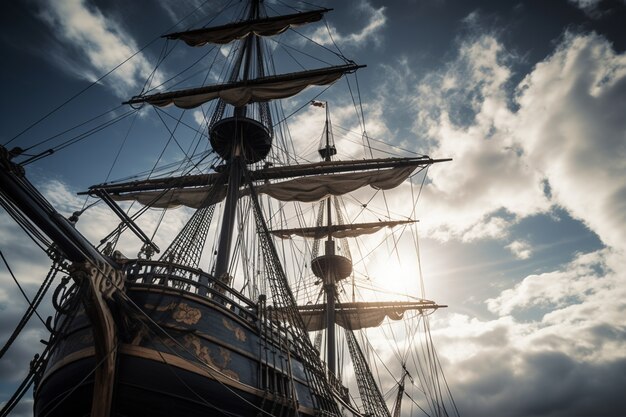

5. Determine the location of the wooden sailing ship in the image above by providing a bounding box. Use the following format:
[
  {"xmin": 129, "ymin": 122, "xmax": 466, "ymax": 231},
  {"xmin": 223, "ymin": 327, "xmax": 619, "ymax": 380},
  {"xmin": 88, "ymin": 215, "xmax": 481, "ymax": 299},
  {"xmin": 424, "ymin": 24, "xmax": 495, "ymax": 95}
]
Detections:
[{"xmin": 0, "ymin": 2, "xmax": 456, "ymax": 416}]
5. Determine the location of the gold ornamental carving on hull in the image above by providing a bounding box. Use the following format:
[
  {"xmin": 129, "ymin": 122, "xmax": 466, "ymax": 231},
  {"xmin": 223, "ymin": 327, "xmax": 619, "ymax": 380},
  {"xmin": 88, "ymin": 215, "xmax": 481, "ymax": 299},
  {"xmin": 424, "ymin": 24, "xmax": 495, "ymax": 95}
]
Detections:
[
  {"xmin": 222, "ymin": 318, "xmax": 246, "ymax": 342},
  {"xmin": 183, "ymin": 334, "xmax": 239, "ymax": 381},
  {"xmin": 145, "ymin": 302, "xmax": 202, "ymax": 325}
]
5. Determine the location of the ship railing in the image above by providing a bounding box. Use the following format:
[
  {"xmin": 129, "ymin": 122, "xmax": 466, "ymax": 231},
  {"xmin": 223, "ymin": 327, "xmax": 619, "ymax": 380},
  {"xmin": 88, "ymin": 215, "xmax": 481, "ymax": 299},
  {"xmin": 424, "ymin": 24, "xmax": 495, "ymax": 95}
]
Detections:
[{"xmin": 122, "ymin": 259, "xmax": 257, "ymax": 323}]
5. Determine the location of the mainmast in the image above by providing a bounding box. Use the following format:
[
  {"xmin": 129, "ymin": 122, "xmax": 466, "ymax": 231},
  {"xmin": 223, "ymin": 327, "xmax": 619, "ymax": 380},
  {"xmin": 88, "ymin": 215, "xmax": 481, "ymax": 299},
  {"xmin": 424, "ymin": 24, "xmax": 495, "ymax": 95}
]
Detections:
[
  {"xmin": 213, "ymin": 0, "xmax": 270, "ymax": 280},
  {"xmin": 125, "ymin": 0, "xmax": 362, "ymax": 280}
]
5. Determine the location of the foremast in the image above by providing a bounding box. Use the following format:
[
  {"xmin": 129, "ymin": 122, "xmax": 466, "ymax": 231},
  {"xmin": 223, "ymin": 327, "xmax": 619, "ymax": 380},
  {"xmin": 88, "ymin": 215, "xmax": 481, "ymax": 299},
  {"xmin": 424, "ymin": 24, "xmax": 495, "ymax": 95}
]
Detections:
[{"xmin": 0, "ymin": 149, "xmax": 124, "ymax": 417}]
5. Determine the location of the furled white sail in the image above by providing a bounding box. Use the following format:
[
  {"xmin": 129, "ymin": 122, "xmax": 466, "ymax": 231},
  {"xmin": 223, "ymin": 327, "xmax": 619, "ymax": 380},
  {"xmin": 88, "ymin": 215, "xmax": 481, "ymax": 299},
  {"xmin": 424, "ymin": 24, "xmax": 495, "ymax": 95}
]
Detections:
[
  {"xmin": 126, "ymin": 65, "xmax": 360, "ymax": 109},
  {"xmin": 273, "ymin": 301, "xmax": 440, "ymax": 332},
  {"xmin": 86, "ymin": 157, "xmax": 442, "ymax": 196},
  {"xmin": 301, "ymin": 307, "xmax": 402, "ymax": 331},
  {"xmin": 254, "ymin": 165, "xmax": 416, "ymax": 202},
  {"xmin": 108, "ymin": 164, "xmax": 417, "ymax": 209},
  {"xmin": 165, "ymin": 10, "xmax": 328, "ymax": 46},
  {"xmin": 270, "ymin": 220, "xmax": 415, "ymax": 239},
  {"xmin": 110, "ymin": 186, "xmax": 226, "ymax": 209}
]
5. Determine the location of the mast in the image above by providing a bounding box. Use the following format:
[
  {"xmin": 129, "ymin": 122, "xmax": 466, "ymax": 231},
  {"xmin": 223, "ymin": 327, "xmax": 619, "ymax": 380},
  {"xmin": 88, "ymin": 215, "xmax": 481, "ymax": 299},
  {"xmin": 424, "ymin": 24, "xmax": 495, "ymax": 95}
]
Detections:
[
  {"xmin": 121, "ymin": 2, "xmax": 368, "ymax": 413},
  {"xmin": 213, "ymin": 151, "xmax": 241, "ymax": 279},
  {"xmin": 392, "ymin": 367, "xmax": 411, "ymax": 417},
  {"xmin": 323, "ymin": 103, "xmax": 337, "ymax": 375},
  {"xmin": 0, "ymin": 148, "xmax": 124, "ymax": 417},
  {"xmin": 310, "ymin": 103, "xmax": 347, "ymax": 376},
  {"xmin": 213, "ymin": 0, "xmax": 262, "ymax": 280}
]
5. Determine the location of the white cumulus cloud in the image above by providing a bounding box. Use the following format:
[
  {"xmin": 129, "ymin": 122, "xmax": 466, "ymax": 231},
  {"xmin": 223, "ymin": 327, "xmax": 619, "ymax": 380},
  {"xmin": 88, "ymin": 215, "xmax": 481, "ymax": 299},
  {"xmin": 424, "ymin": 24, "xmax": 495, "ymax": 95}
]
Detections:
[
  {"xmin": 506, "ymin": 239, "xmax": 532, "ymax": 259},
  {"xmin": 402, "ymin": 29, "xmax": 626, "ymax": 416},
  {"xmin": 406, "ymin": 34, "xmax": 550, "ymax": 241},
  {"xmin": 311, "ymin": 1, "xmax": 386, "ymax": 49},
  {"xmin": 36, "ymin": 0, "xmax": 163, "ymax": 97},
  {"xmin": 513, "ymin": 32, "xmax": 626, "ymax": 253}
]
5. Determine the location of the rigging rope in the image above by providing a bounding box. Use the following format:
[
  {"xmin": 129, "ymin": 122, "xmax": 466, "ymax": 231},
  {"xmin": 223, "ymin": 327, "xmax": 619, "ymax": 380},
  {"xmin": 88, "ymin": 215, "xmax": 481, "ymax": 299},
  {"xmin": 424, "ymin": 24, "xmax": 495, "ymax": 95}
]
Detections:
[
  {"xmin": 244, "ymin": 167, "xmax": 343, "ymax": 415},
  {"xmin": 334, "ymin": 124, "xmax": 426, "ymax": 156},
  {"xmin": 0, "ymin": 251, "xmax": 46, "ymax": 326},
  {"xmin": 4, "ymin": 0, "xmax": 215, "ymax": 151},
  {"xmin": 0, "ymin": 276, "xmax": 83, "ymax": 417},
  {"xmin": 6, "ymin": 61, "xmax": 149, "ymax": 148},
  {"xmin": 0, "ymin": 261, "xmax": 61, "ymax": 360},
  {"xmin": 19, "ymin": 104, "xmax": 124, "ymax": 154},
  {"xmin": 353, "ymin": 72, "xmax": 374, "ymax": 158},
  {"xmin": 0, "ymin": 195, "xmax": 51, "ymax": 253}
]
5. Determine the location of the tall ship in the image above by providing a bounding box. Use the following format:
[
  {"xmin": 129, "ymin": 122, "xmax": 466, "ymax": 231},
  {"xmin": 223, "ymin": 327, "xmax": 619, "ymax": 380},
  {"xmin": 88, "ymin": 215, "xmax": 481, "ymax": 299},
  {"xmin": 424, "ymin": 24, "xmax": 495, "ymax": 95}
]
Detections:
[{"xmin": 0, "ymin": 1, "xmax": 457, "ymax": 416}]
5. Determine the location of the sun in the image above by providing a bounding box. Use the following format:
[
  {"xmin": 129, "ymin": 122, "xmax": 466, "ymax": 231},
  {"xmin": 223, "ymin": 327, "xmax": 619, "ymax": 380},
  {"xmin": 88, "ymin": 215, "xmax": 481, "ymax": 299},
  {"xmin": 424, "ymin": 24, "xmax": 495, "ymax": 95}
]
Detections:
[{"xmin": 355, "ymin": 255, "xmax": 423, "ymax": 301}]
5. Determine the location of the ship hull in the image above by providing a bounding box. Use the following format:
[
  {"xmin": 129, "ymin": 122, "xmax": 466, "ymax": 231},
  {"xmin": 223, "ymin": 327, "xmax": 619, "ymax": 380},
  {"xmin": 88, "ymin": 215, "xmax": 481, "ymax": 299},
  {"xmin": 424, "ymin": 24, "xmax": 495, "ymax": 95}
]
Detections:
[
  {"xmin": 35, "ymin": 351, "xmax": 303, "ymax": 417},
  {"xmin": 34, "ymin": 263, "xmax": 360, "ymax": 417}
]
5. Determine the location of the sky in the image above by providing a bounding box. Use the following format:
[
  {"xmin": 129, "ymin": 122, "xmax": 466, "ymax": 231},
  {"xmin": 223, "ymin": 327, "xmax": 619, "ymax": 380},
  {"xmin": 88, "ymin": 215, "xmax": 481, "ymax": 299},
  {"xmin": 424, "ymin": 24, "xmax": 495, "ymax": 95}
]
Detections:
[{"xmin": 1, "ymin": 0, "xmax": 626, "ymax": 416}]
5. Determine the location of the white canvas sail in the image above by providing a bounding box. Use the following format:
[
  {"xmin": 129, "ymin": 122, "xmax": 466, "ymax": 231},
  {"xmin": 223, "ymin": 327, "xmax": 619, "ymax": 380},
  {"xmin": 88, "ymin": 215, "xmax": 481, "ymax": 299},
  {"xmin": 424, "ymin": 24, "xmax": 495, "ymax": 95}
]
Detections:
[
  {"xmin": 125, "ymin": 65, "xmax": 361, "ymax": 109},
  {"xmin": 269, "ymin": 220, "xmax": 415, "ymax": 239},
  {"xmin": 110, "ymin": 186, "xmax": 226, "ymax": 209},
  {"xmin": 109, "ymin": 165, "xmax": 417, "ymax": 208},
  {"xmin": 273, "ymin": 301, "xmax": 440, "ymax": 332},
  {"xmin": 165, "ymin": 10, "xmax": 328, "ymax": 46},
  {"xmin": 254, "ymin": 165, "xmax": 417, "ymax": 202}
]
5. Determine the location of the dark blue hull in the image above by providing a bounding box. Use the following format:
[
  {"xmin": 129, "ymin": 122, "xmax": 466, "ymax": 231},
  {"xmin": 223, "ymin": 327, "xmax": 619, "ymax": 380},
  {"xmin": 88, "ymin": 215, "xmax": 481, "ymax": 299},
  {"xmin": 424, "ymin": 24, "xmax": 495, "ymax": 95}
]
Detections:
[
  {"xmin": 34, "ymin": 261, "xmax": 360, "ymax": 417},
  {"xmin": 35, "ymin": 354, "xmax": 299, "ymax": 417}
]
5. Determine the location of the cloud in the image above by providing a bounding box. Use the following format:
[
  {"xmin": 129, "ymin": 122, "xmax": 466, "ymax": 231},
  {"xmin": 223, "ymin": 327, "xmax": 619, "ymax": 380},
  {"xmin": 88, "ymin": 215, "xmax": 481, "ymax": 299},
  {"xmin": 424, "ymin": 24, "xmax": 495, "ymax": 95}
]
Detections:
[
  {"xmin": 569, "ymin": 0, "xmax": 603, "ymax": 10},
  {"xmin": 267, "ymin": 46, "xmax": 626, "ymax": 417},
  {"xmin": 433, "ymin": 246, "xmax": 626, "ymax": 416},
  {"xmin": 395, "ymin": 29, "xmax": 626, "ymax": 416},
  {"xmin": 156, "ymin": 0, "xmax": 208, "ymax": 23},
  {"xmin": 399, "ymin": 34, "xmax": 550, "ymax": 241},
  {"xmin": 513, "ymin": 32, "xmax": 626, "ymax": 252},
  {"xmin": 35, "ymin": 0, "xmax": 163, "ymax": 97},
  {"xmin": 310, "ymin": 1, "xmax": 387, "ymax": 48},
  {"xmin": 315, "ymin": 26, "xmax": 626, "ymax": 417},
  {"xmin": 568, "ymin": 0, "xmax": 626, "ymax": 17},
  {"xmin": 376, "ymin": 30, "xmax": 626, "ymax": 254},
  {"xmin": 486, "ymin": 249, "xmax": 612, "ymax": 316},
  {"xmin": 506, "ymin": 240, "xmax": 532, "ymax": 259},
  {"xmin": 192, "ymin": 110, "xmax": 208, "ymax": 129}
]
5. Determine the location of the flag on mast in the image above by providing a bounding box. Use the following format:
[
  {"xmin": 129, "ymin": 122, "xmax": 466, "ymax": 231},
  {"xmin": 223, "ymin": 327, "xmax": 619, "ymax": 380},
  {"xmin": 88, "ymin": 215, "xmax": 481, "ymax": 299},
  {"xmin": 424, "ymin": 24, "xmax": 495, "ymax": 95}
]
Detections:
[{"xmin": 311, "ymin": 100, "xmax": 326, "ymax": 108}]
